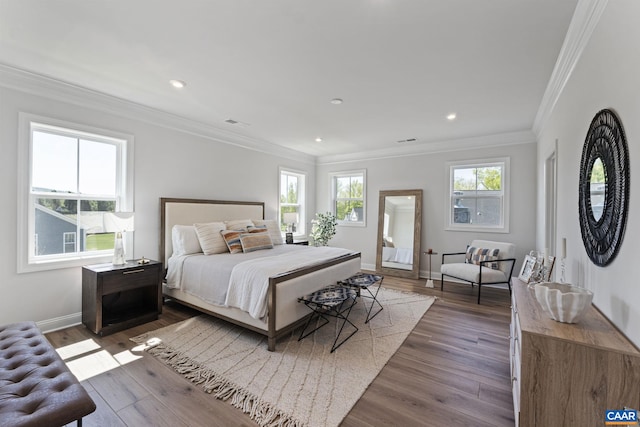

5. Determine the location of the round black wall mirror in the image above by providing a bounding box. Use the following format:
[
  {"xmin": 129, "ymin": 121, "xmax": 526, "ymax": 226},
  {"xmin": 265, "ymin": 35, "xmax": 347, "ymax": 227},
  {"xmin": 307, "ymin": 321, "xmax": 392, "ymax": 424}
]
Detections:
[{"xmin": 578, "ymin": 109, "xmax": 629, "ymax": 267}]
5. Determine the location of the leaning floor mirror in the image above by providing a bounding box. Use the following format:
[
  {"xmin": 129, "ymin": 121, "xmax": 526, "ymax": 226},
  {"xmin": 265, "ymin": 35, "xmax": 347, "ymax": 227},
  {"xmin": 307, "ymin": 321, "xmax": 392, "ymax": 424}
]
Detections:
[{"xmin": 375, "ymin": 189, "xmax": 422, "ymax": 279}]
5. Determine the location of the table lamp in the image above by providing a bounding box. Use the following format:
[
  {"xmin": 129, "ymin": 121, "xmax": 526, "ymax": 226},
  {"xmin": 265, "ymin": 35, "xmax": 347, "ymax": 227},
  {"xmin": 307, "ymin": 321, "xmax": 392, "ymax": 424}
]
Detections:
[
  {"xmin": 104, "ymin": 212, "xmax": 134, "ymax": 265},
  {"xmin": 283, "ymin": 212, "xmax": 299, "ymax": 244}
]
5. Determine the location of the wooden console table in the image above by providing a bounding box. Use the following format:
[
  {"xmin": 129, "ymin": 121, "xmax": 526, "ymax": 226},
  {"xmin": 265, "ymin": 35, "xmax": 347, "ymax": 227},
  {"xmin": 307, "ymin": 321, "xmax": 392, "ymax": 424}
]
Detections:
[{"xmin": 510, "ymin": 277, "xmax": 640, "ymax": 426}]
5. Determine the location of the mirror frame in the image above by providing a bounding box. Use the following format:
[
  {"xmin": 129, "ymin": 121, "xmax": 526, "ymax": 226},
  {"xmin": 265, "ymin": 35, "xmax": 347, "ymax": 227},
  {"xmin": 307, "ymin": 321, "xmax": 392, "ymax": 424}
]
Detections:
[
  {"xmin": 375, "ymin": 189, "xmax": 422, "ymax": 279},
  {"xmin": 578, "ymin": 109, "xmax": 629, "ymax": 267}
]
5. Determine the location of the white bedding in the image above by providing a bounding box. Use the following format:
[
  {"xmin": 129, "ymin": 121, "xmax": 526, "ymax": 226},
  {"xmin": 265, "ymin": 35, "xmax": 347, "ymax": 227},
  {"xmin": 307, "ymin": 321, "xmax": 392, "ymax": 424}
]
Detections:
[
  {"xmin": 166, "ymin": 245, "xmax": 353, "ymax": 320},
  {"xmin": 382, "ymin": 246, "xmax": 413, "ymax": 264}
]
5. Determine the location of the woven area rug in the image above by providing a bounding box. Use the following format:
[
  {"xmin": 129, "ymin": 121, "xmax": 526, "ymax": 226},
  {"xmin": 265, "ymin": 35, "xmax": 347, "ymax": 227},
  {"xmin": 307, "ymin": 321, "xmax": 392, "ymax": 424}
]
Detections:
[{"xmin": 131, "ymin": 288, "xmax": 435, "ymax": 427}]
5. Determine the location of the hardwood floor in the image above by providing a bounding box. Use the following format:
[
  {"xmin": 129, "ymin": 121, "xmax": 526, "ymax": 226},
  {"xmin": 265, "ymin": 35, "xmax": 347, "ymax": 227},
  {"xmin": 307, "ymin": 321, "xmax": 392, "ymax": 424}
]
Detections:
[{"xmin": 47, "ymin": 278, "xmax": 514, "ymax": 427}]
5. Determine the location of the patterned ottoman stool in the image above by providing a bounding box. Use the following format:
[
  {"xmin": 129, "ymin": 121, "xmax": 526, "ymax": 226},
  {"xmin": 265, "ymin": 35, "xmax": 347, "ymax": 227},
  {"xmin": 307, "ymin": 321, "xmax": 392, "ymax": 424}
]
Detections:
[
  {"xmin": 298, "ymin": 285, "xmax": 358, "ymax": 352},
  {"xmin": 339, "ymin": 273, "xmax": 384, "ymax": 323}
]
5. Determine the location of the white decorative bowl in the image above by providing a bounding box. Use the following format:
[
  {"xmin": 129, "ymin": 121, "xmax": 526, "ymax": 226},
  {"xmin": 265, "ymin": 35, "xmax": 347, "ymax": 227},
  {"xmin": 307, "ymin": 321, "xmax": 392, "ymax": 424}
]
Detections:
[{"xmin": 533, "ymin": 282, "xmax": 594, "ymax": 323}]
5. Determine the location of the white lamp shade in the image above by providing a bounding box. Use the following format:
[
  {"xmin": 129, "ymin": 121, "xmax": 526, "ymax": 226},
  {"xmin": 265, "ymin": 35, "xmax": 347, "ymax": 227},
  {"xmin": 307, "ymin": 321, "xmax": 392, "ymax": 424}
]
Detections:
[
  {"xmin": 283, "ymin": 212, "xmax": 299, "ymax": 224},
  {"xmin": 104, "ymin": 212, "xmax": 135, "ymax": 233}
]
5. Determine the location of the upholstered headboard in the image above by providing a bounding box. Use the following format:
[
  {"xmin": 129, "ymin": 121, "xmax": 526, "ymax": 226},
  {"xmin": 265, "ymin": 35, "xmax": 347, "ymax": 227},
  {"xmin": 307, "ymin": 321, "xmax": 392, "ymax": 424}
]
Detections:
[{"xmin": 160, "ymin": 198, "xmax": 265, "ymax": 266}]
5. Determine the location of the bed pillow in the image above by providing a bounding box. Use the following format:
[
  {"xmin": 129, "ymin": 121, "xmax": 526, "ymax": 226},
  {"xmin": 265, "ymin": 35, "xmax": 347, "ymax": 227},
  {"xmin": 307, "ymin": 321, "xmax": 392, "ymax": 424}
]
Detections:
[
  {"xmin": 465, "ymin": 246, "xmax": 500, "ymax": 270},
  {"xmin": 224, "ymin": 219, "xmax": 254, "ymax": 231},
  {"xmin": 240, "ymin": 232, "xmax": 274, "ymax": 253},
  {"xmin": 171, "ymin": 225, "xmax": 203, "ymax": 256},
  {"xmin": 220, "ymin": 229, "xmax": 244, "ymax": 254},
  {"xmin": 251, "ymin": 219, "xmax": 284, "ymax": 245},
  {"xmin": 193, "ymin": 222, "xmax": 227, "ymax": 255}
]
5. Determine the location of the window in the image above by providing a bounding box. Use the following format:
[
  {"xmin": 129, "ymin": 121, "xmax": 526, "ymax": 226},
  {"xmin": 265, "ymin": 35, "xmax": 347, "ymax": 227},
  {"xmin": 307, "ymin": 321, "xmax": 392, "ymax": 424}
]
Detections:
[
  {"xmin": 63, "ymin": 232, "xmax": 76, "ymax": 253},
  {"xmin": 330, "ymin": 170, "xmax": 366, "ymax": 226},
  {"xmin": 279, "ymin": 168, "xmax": 306, "ymax": 236},
  {"xmin": 447, "ymin": 158, "xmax": 509, "ymax": 232},
  {"xmin": 18, "ymin": 114, "xmax": 134, "ymax": 272}
]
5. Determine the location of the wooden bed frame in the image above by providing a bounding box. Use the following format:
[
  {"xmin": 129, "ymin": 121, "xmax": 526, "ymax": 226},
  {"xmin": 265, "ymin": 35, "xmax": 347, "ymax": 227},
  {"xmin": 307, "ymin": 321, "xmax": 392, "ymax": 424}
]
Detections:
[{"xmin": 160, "ymin": 197, "xmax": 361, "ymax": 351}]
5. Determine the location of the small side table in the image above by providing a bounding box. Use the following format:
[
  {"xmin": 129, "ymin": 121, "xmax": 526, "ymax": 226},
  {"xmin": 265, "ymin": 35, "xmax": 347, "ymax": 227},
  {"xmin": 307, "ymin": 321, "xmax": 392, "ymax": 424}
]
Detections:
[
  {"xmin": 424, "ymin": 251, "xmax": 438, "ymax": 288},
  {"xmin": 82, "ymin": 259, "xmax": 162, "ymax": 336},
  {"xmin": 298, "ymin": 285, "xmax": 358, "ymax": 352}
]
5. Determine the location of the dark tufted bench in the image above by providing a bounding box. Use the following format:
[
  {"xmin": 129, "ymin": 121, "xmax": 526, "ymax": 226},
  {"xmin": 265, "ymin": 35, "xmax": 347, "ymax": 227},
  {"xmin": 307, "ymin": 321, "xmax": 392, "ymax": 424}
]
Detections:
[{"xmin": 0, "ymin": 321, "xmax": 96, "ymax": 427}]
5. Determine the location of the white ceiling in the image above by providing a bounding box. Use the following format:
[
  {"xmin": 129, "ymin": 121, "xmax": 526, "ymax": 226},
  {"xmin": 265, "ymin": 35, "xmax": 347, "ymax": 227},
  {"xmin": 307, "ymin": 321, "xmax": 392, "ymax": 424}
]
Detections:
[{"xmin": 0, "ymin": 0, "xmax": 578, "ymax": 159}]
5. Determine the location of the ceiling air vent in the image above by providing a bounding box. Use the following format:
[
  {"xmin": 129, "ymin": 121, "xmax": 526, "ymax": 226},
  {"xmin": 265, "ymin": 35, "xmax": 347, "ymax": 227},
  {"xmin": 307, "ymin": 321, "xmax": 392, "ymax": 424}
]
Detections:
[{"xmin": 225, "ymin": 119, "xmax": 250, "ymax": 127}]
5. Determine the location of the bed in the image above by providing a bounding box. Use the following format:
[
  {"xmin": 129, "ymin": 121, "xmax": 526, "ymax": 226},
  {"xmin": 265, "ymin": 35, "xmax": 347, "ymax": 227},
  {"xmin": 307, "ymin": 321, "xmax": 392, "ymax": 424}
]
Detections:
[{"xmin": 160, "ymin": 198, "xmax": 361, "ymax": 351}]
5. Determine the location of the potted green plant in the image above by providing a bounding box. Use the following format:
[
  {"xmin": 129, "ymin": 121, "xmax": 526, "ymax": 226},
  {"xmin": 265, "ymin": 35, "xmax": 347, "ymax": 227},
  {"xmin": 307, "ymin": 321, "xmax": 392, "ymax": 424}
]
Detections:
[{"xmin": 309, "ymin": 212, "xmax": 337, "ymax": 246}]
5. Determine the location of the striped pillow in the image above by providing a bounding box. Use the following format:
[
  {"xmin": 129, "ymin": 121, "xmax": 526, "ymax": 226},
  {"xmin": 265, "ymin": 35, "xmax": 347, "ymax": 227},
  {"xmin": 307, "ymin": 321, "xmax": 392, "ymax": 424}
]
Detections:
[
  {"xmin": 465, "ymin": 246, "xmax": 500, "ymax": 270},
  {"xmin": 246, "ymin": 225, "xmax": 268, "ymax": 233},
  {"xmin": 193, "ymin": 222, "xmax": 227, "ymax": 255},
  {"xmin": 240, "ymin": 232, "xmax": 274, "ymax": 253},
  {"xmin": 220, "ymin": 229, "xmax": 244, "ymax": 254}
]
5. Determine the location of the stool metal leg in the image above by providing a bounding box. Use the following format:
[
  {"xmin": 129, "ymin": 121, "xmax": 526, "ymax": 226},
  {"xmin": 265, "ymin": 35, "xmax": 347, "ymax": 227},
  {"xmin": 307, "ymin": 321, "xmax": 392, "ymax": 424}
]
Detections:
[
  {"xmin": 330, "ymin": 297, "xmax": 358, "ymax": 352},
  {"xmin": 298, "ymin": 308, "xmax": 330, "ymax": 342},
  {"xmin": 361, "ymin": 282, "xmax": 384, "ymax": 323}
]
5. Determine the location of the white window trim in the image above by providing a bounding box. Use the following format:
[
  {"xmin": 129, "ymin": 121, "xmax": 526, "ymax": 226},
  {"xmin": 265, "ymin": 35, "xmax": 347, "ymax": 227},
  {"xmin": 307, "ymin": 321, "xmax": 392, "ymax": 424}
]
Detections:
[
  {"xmin": 279, "ymin": 167, "xmax": 307, "ymax": 237},
  {"xmin": 17, "ymin": 113, "xmax": 134, "ymax": 273},
  {"xmin": 329, "ymin": 169, "xmax": 366, "ymax": 227},
  {"xmin": 445, "ymin": 158, "xmax": 510, "ymax": 233}
]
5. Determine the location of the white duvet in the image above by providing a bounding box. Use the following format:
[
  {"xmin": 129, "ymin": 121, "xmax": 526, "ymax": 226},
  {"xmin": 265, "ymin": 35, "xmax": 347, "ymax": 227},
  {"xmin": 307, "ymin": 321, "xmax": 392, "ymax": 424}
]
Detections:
[
  {"xmin": 166, "ymin": 245, "xmax": 353, "ymax": 320},
  {"xmin": 382, "ymin": 246, "xmax": 413, "ymax": 264}
]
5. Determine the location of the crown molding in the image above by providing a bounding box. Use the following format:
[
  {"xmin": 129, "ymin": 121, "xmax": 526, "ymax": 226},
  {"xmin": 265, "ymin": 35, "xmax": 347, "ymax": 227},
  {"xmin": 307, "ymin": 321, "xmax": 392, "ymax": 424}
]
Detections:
[
  {"xmin": 0, "ymin": 63, "xmax": 315, "ymax": 165},
  {"xmin": 532, "ymin": 0, "xmax": 609, "ymax": 137},
  {"xmin": 316, "ymin": 130, "xmax": 536, "ymax": 165}
]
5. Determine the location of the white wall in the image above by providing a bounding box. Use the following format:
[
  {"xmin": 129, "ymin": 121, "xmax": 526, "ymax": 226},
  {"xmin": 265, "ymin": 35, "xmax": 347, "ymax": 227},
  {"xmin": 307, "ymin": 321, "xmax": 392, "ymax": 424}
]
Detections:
[
  {"xmin": 0, "ymin": 81, "xmax": 315, "ymax": 331},
  {"xmin": 536, "ymin": 0, "xmax": 640, "ymax": 346},
  {"xmin": 316, "ymin": 142, "xmax": 538, "ymax": 277}
]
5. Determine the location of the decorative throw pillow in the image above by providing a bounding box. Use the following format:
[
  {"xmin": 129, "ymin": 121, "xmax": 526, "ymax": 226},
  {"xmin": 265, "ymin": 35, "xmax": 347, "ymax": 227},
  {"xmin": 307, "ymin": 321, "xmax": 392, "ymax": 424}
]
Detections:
[
  {"xmin": 251, "ymin": 219, "xmax": 284, "ymax": 245},
  {"xmin": 240, "ymin": 232, "xmax": 274, "ymax": 253},
  {"xmin": 465, "ymin": 246, "xmax": 500, "ymax": 270},
  {"xmin": 171, "ymin": 225, "xmax": 202, "ymax": 255},
  {"xmin": 220, "ymin": 229, "xmax": 244, "ymax": 254},
  {"xmin": 224, "ymin": 219, "xmax": 254, "ymax": 231},
  {"xmin": 193, "ymin": 222, "xmax": 227, "ymax": 255}
]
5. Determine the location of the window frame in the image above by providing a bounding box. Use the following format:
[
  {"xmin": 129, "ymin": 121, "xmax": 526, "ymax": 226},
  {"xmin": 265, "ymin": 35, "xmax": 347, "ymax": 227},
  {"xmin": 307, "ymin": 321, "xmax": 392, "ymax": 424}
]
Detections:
[
  {"xmin": 17, "ymin": 113, "xmax": 134, "ymax": 273},
  {"xmin": 330, "ymin": 169, "xmax": 366, "ymax": 227},
  {"xmin": 279, "ymin": 167, "xmax": 306, "ymax": 237},
  {"xmin": 445, "ymin": 158, "xmax": 510, "ymax": 233}
]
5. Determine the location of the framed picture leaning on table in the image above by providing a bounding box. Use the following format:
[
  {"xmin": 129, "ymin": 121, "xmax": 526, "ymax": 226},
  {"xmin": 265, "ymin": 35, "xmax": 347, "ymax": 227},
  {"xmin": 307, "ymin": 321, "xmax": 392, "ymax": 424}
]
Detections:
[{"xmin": 518, "ymin": 255, "xmax": 537, "ymax": 283}]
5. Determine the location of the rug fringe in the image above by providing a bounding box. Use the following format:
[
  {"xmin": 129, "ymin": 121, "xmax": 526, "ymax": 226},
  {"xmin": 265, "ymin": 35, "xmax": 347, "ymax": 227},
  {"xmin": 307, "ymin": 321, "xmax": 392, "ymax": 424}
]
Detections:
[{"xmin": 144, "ymin": 342, "xmax": 306, "ymax": 427}]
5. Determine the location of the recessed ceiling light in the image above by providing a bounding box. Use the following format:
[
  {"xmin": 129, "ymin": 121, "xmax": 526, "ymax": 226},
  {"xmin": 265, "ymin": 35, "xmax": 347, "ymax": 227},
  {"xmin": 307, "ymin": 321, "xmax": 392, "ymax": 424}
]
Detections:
[
  {"xmin": 330, "ymin": 98, "xmax": 343, "ymax": 105},
  {"xmin": 169, "ymin": 79, "xmax": 186, "ymax": 89},
  {"xmin": 447, "ymin": 113, "xmax": 457, "ymax": 121},
  {"xmin": 315, "ymin": 137, "xmax": 323, "ymax": 143}
]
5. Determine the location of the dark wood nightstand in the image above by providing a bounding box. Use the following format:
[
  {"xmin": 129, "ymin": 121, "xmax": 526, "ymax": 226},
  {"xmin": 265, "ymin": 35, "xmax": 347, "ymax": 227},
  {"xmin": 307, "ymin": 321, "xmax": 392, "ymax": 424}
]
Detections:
[
  {"xmin": 290, "ymin": 239, "xmax": 309, "ymax": 246},
  {"xmin": 82, "ymin": 259, "xmax": 162, "ymax": 336}
]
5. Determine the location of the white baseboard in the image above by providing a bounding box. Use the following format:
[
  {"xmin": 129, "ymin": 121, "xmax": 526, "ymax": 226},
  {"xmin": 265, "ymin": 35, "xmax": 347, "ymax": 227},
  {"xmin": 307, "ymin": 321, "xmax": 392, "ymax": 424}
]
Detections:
[{"xmin": 37, "ymin": 313, "xmax": 82, "ymax": 334}]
